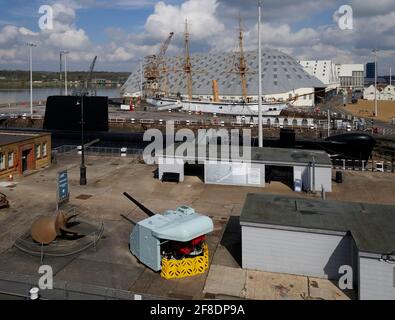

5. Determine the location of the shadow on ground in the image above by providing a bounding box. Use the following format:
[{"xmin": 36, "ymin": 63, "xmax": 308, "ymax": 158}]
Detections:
[{"xmin": 219, "ymin": 216, "xmax": 242, "ymax": 268}]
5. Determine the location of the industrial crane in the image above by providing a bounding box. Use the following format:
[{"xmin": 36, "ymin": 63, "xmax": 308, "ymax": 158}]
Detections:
[
  {"xmin": 86, "ymin": 55, "xmax": 97, "ymax": 96},
  {"xmin": 184, "ymin": 20, "xmax": 193, "ymax": 101},
  {"xmin": 144, "ymin": 32, "xmax": 174, "ymax": 96},
  {"xmin": 74, "ymin": 56, "xmax": 97, "ymax": 96}
]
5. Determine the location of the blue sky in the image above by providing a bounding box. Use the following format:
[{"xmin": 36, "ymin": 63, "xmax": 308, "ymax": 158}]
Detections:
[{"xmin": 0, "ymin": 0, "xmax": 394, "ymax": 73}]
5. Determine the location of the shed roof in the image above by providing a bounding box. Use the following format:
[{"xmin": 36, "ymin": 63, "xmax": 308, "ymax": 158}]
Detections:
[
  {"xmin": 164, "ymin": 144, "xmax": 332, "ymax": 167},
  {"xmin": 240, "ymin": 193, "xmax": 395, "ymax": 255},
  {"xmin": 0, "ymin": 131, "xmax": 49, "ymax": 146}
]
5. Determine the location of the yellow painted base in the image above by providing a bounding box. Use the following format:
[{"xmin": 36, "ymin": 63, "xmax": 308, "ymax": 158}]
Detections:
[{"xmin": 161, "ymin": 244, "xmax": 209, "ymax": 280}]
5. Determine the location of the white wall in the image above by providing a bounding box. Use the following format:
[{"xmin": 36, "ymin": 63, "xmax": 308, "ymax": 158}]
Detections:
[
  {"xmin": 359, "ymin": 256, "xmax": 395, "ymax": 300},
  {"xmin": 242, "ymin": 226, "xmax": 351, "ymax": 279},
  {"xmin": 205, "ymin": 161, "xmax": 265, "ymax": 187},
  {"xmin": 158, "ymin": 157, "xmax": 185, "ymax": 182},
  {"xmin": 294, "ymin": 165, "xmax": 332, "ymax": 192}
]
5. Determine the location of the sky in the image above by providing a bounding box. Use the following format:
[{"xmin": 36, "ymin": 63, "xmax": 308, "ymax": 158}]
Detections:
[{"xmin": 0, "ymin": 0, "xmax": 394, "ymax": 74}]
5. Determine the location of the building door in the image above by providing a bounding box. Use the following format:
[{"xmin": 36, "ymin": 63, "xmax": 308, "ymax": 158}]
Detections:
[{"xmin": 22, "ymin": 149, "xmax": 30, "ymax": 173}]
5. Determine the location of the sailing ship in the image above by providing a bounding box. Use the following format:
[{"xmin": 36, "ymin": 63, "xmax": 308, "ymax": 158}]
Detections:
[{"xmin": 144, "ymin": 17, "xmax": 288, "ymax": 116}]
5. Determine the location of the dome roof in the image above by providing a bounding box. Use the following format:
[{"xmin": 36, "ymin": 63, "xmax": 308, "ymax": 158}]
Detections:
[{"xmin": 122, "ymin": 48, "xmax": 325, "ymax": 96}]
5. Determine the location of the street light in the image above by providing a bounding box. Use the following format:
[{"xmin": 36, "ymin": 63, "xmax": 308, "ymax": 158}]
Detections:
[
  {"xmin": 373, "ymin": 49, "xmax": 379, "ymax": 117},
  {"xmin": 76, "ymin": 85, "xmax": 87, "ymax": 185},
  {"xmin": 27, "ymin": 42, "xmax": 37, "ymax": 115},
  {"xmin": 258, "ymin": 0, "xmax": 263, "ymax": 148},
  {"xmin": 61, "ymin": 50, "xmax": 69, "ymax": 96}
]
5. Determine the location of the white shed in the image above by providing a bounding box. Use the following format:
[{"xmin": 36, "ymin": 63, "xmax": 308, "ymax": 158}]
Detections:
[
  {"xmin": 158, "ymin": 145, "xmax": 333, "ymax": 192},
  {"xmin": 240, "ymin": 194, "xmax": 395, "ymax": 300}
]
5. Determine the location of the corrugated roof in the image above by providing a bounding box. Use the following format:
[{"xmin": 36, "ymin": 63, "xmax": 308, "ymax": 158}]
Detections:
[{"xmin": 122, "ymin": 49, "xmax": 325, "ymax": 96}]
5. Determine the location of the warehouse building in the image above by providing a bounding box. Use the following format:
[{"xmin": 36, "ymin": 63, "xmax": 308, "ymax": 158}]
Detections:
[
  {"xmin": 122, "ymin": 49, "xmax": 326, "ymax": 107},
  {"xmin": 299, "ymin": 60, "xmax": 339, "ymax": 91},
  {"xmin": 336, "ymin": 64, "xmax": 365, "ymax": 91},
  {"xmin": 158, "ymin": 144, "xmax": 332, "ymax": 192},
  {"xmin": 240, "ymin": 193, "xmax": 395, "ymax": 300},
  {"xmin": 0, "ymin": 131, "xmax": 51, "ymax": 178}
]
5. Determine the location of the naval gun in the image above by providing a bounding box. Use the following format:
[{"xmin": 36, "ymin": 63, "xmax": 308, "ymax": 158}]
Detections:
[{"xmin": 121, "ymin": 192, "xmax": 214, "ymax": 279}]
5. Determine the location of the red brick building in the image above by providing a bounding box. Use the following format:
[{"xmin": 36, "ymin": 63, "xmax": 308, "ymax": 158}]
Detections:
[{"xmin": 0, "ymin": 131, "xmax": 51, "ymax": 178}]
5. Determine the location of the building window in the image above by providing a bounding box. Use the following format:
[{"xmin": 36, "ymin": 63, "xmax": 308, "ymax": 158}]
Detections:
[
  {"xmin": 8, "ymin": 152, "xmax": 14, "ymax": 168},
  {"xmin": 0, "ymin": 154, "xmax": 5, "ymax": 170},
  {"xmin": 35, "ymin": 144, "xmax": 41, "ymax": 159},
  {"xmin": 42, "ymin": 143, "xmax": 47, "ymax": 158}
]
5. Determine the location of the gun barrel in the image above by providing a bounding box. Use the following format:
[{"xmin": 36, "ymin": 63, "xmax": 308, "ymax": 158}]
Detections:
[
  {"xmin": 120, "ymin": 214, "xmax": 137, "ymax": 225},
  {"xmin": 123, "ymin": 192, "xmax": 156, "ymax": 217}
]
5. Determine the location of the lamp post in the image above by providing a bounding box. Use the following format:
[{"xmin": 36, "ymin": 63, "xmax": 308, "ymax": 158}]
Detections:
[
  {"xmin": 258, "ymin": 0, "xmax": 263, "ymax": 147},
  {"xmin": 140, "ymin": 58, "xmax": 144, "ymax": 99},
  {"xmin": 27, "ymin": 42, "xmax": 37, "ymax": 115},
  {"xmin": 76, "ymin": 85, "xmax": 87, "ymax": 185},
  {"xmin": 373, "ymin": 49, "xmax": 378, "ymax": 117},
  {"xmin": 61, "ymin": 50, "xmax": 69, "ymax": 96}
]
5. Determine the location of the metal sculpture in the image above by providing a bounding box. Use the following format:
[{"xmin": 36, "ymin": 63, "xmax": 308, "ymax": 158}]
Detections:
[{"xmin": 31, "ymin": 211, "xmax": 80, "ymax": 244}]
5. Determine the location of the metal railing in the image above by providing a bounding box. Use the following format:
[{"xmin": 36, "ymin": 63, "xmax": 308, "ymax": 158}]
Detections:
[
  {"xmin": 53, "ymin": 145, "xmax": 143, "ymax": 158},
  {"xmin": 332, "ymin": 159, "xmax": 394, "ymax": 173},
  {"xmin": 0, "ymin": 271, "xmax": 165, "ymax": 300}
]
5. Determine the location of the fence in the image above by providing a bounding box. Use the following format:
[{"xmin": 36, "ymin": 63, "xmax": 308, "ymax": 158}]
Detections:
[
  {"xmin": 0, "ymin": 271, "xmax": 165, "ymax": 300},
  {"xmin": 53, "ymin": 145, "xmax": 143, "ymax": 158},
  {"xmin": 332, "ymin": 159, "xmax": 394, "ymax": 173}
]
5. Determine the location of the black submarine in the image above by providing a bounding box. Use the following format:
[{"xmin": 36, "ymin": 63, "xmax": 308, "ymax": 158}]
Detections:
[
  {"xmin": 255, "ymin": 129, "xmax": 376, "ymax": 161},
  {"xmin": 14, "ymin": 95, "xmax": 373, "ymax": 162}
]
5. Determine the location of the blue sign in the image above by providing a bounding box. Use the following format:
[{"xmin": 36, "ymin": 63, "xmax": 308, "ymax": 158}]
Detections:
[{"xmin": 58, "ymin": 170, "xmax": 69, "ymax": 204}]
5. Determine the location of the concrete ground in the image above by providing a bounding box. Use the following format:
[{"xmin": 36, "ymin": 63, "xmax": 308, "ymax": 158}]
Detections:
[{"xmin": 0, "ymin": 154, "xmax": 393, "ymax": 300}]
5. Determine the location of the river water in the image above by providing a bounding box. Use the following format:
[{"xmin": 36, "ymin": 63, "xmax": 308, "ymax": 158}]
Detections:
[{"xmin": 0, "ymin": 87, "xmax": 121, "ymax": 104}]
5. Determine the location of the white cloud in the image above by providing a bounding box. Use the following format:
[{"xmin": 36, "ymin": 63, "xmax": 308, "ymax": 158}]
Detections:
[
  {"xmin": 47, "ymin": 28, "xmax": 90, "ymax": 49},
  {"xmin": 145, "ymin": 0, "xmax": 225, "ymax": 40},
  {"xmin": 1, "ymin": 0, "xmax": 395, "ymax": 72}
]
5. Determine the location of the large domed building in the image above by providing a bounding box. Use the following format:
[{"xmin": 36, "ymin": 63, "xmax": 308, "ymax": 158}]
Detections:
[{"xmin": 121, "ymin": 49, "xmax": 326, "ymax": 107}]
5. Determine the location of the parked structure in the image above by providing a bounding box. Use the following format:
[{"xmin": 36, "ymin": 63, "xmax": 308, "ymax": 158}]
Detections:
[
  {"xmin": 0, "ymin": 131, "xmax": 51, "ymax": 178},
  {"xmin": 240, "ymin": 193, "xmax": 395, "ymax": 300},
  {"xmin": 158, "ymin": 144, "xmax": 332, "ymax": 192}
]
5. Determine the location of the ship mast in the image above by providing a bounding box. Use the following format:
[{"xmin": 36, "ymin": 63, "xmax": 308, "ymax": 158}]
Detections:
[
  {"xmin": 238, "ymin": 16, "xmax": 248, "ymax": 102},
  {"xmin": 184, "ymin": 19, "xmax": 193, "ymax": 100}
]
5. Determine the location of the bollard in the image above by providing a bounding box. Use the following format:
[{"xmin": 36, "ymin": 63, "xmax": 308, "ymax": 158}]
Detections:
[
  {"xmin": 121, "ymin": 147, "xmax": 127, "ymax": 157},
  {"xmin": 30, "ymin": 287, "xmax": 39, "ymax": 300}
]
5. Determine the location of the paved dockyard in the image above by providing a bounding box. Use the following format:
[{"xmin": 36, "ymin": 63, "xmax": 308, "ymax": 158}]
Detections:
[{"xmin": 0, "ymin": 154, "xmax": 393, "ymax": 299}]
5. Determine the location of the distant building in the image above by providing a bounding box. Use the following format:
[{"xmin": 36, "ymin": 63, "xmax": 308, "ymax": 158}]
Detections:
[
  {"xmin": 299, "ymin": 60, "xmax": 339, "ymax": 90},
  {"xmin": 381, "ymin": 85, "xmax": 395, "ymax": 100},
  {"xmin": 123, "ymin": 49, "xmax": 326, "ymax": 107},
  {"xmin": 363, "ymin": 85, "xmax": 380, "ymax": 101},
  {"xmin": 366, "ymin": 62, "xmax": 375, "ymax": 79},
  {"xmin": 365, "ymin": 85, "xmax": 395, "ymax": 101},
  {"xmin": 0, "ymin": 131, "xmax": 51, "ymax": 178},
  {"xmin": 336, "ymin": 64, "xmax": 365, "ymax": 91}
]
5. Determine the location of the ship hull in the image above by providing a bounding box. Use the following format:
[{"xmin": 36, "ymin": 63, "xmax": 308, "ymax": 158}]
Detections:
[{"xmin": 146, "ymin": 98, "xmax": 287, "ymax": 116}]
